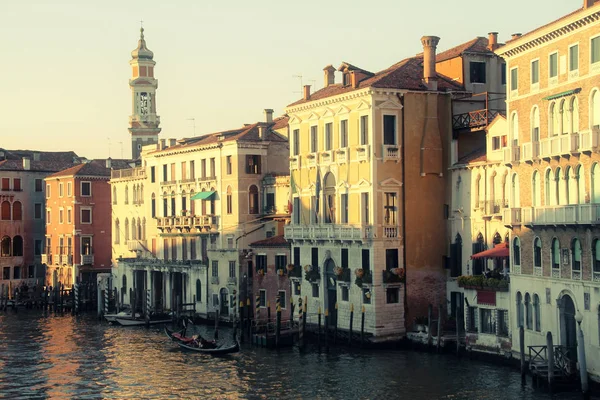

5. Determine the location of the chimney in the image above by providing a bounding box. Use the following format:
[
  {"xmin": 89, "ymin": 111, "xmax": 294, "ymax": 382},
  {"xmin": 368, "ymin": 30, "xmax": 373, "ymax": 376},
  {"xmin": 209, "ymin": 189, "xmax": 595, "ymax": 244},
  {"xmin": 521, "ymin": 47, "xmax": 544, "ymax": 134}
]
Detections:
[
  {"xmin": 33, "ymin": 152, "xmax": 40, "ymax": 161},
  {"xmin": 488, "ymin": 32, "xmax": 499, "ymax": 51},
  {"xmin": 350, "ymin": 71, "xmax": 359, "ymax": 89},
  {"xmin": 511, "ymin": 33, "xmax": 522, "ymax": 40},
  {"xmin": 421, "ymin": 36, "xmax": 441, "ymax": 91},
  {"xmin": 303, "ymin": 85, "xmax": 311, "ymax": 101},
  {"xmin": 584, "ymin": 0, "xmax": 596, "ymax": 8},
  {"xmin": 105, "ymin": 158, "xmax": 112, "ymax": 169},
  {"xmin": 22, "ymin": 157, "xmax": 30, "ymax": 171},
  {"xmin": 264, "ymin": 109, "xmax": 274, "ymax": 123},
  {"xmin": 323, "ymin": 65, "xmax": 335, "ymax": 87},
  {"xmin": 258, "ymin": 125, "xmax": 266, "ymax": 140},
  {"xmin": 160, "ymin": 139, "xmax": 166, "ymax": 150},
  {"xmin": 169, "ymin": 138, "xmax": 177, "ymax": 147}
]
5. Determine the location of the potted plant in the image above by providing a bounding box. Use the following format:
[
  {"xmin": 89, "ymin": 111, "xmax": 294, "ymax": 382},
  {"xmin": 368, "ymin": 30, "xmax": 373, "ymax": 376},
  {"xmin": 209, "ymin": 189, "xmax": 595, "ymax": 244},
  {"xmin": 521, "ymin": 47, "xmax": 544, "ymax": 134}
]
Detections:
[
  {"xmin": 277, "ymin": 269, "xmax": 284, "ymax": 277},
  {"xmin": 333, "ymin": 266, "xmax": 343, "ymax": 277},
  {"xmin": 355, "ymin": 268, "xmax": 364, "ymax": 278},
  {"xmin": 286, "ymin": 264, "xmax": 295, "ymax": 272},
  {"xmin": 257, "ymin": 269, "xmax": 265, "ymax": 277},
  {"xmin": 414, "ymin": 316, "xmax": 428, "ymax": 333}
]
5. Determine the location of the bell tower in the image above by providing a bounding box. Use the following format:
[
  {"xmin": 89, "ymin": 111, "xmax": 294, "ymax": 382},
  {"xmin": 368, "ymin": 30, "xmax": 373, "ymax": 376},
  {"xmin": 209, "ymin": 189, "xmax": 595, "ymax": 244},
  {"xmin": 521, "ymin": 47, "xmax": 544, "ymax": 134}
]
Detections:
[{"xmin": 128, "ymin": 27, "xmax": 161, "ymax": 159}]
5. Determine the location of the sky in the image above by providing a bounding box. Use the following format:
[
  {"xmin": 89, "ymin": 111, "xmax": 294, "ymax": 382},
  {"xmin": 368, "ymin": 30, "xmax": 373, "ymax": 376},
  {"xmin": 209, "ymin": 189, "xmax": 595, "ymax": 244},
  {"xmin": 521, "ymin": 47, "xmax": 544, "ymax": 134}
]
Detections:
[{"xmin": 1, "ymin": 0, "xmax": 578, "ymax": 160}]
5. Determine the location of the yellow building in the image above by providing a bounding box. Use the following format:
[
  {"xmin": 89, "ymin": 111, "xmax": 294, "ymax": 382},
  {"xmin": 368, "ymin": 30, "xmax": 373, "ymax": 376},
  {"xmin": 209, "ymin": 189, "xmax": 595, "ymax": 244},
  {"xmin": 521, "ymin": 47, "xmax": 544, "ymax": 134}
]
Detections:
[
  {"xmin": 496, "ymin": 0, "xmax": 600, "ymax": 382},
  {"xmin": 284, "ymin": 36, "xmax": 459, "ymax": 338}
]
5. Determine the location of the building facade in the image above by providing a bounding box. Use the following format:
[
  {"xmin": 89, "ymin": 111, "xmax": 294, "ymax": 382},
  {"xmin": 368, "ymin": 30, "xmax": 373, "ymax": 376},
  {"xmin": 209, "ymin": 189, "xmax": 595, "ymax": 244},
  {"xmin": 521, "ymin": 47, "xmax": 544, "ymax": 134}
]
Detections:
[{"xmin": 496, "ymin": 0, "xmax": 600, "ymax": 381}]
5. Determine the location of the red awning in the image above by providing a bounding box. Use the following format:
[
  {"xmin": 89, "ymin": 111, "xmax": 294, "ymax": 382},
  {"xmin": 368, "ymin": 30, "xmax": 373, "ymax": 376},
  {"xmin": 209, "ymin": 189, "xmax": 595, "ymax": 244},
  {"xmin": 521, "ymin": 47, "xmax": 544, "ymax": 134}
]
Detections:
[{"xmin": 471, "ymin": 243, "xmax": 509, "ymax": 259}]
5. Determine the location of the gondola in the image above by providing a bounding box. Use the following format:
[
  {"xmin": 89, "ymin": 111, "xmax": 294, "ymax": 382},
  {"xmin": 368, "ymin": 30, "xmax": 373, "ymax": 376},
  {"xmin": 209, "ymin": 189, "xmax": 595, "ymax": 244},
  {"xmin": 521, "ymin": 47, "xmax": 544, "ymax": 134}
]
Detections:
[
  {"xmin": 164, "ymin": 326, "xmax": 195, "ymax": 344},
  {"xmin": 177, "ymin": 339, "xmax": 240, "ymax": 355},
  {"xmin": 114, "ymin": 316, "xmax": 172, "ymax": 326}
]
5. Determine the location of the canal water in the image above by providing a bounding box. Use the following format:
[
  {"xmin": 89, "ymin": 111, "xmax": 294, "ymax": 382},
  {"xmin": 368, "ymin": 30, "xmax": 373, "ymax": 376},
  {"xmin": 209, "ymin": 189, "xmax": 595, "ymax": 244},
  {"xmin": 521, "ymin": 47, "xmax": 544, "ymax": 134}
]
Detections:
[{"xmin": 0, "ymin": 311, "xmax": 587, "ymax": 399}]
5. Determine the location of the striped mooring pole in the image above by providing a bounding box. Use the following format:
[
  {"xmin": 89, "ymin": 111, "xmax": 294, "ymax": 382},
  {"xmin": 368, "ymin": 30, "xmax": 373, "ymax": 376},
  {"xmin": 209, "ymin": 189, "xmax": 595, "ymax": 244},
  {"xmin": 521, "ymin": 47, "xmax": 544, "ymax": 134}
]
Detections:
[
  {"xmin": 74, "ymin": 283, "xmax": 79, "ymax": 315},
  {"xmin": 232, "ymin": 290, "xmax": 237, "ymax": 340},
  {"xmin": 146, "ymin": 290, "xmax": 151, "ymax": 314},
  {"xmin": 255, "ymin": 294, "xmax": 260, "ymax": 322},
  {"xmin": 104, "ymin": 287, "xmax": 109, "ymax": 316}
]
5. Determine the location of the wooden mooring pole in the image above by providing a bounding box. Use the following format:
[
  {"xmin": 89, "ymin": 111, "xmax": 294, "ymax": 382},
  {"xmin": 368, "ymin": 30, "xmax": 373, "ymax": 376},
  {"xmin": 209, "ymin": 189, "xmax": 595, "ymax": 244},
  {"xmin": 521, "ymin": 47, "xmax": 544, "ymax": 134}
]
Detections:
[
  {"xmin": 519, "ymin": 325, "xmax": 526, "ymax": 385},
  {"xmin": 455, "ymin": 305, "xmax": 460, "ymax": 356},
  {"xmin": 317, "ymin": 306, "xmax": 322, "ymax": 349},
  {"xmin": 239, "ymin": 300, "xmax": 245, "ymax": 344},
  {"xmin": 301, "ymin": 296, "xmax": 307, "ymax": 351},
  {"xmin": 437, "ymin": 304, "xmax": 442, "ymax": 353},
  {"xmin": 324, "ymin": 308, "xmax": 329, "ymax": 352},
  {"xmin": 348, "ymin": 303, "xmax": 354, "ymax": 346},
  {"xmin": 546, "ymin": 331, "xmax": 554, "ymax": 393},
  {"xmin": 214, "ymin": 309, "xmax": 219, "ymax": 340},
  {"xmin": 427, "ymin": 304, "xmax": 433, "ymax": 347},
  {"xmin": 333, "ymin": 302, "xmax": 338, "ymax": 346},
  {"xmin": 360, "ymin": 305, "xmax": 365, "ymax": 348}
]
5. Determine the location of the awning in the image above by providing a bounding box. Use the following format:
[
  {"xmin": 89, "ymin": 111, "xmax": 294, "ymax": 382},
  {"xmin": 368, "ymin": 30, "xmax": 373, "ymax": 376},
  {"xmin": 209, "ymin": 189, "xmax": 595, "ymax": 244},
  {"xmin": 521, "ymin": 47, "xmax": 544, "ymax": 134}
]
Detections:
[
  {"xmin": 471, "ymin": 243, "xmax": 509, "ymax": 259},
  {"xmin": 191, "ymin": 191, "xmax": 215, "ymax": 201},
  {"xmin": 542, "ymin": 88, "xmax": 581, "ymax": 101}
]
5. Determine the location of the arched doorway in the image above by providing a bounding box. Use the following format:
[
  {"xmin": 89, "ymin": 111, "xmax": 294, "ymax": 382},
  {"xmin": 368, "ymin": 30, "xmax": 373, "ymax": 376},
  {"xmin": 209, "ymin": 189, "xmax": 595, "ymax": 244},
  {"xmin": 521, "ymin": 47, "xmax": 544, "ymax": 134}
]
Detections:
[
  {"xmin": 324, "ymin": 258, "xmax": 337, "ymax": 326},
  {"xmin": 559, "ymin": 294, "xmax": 577, "ymax": 360},
  {"xmin": 219, "ymin": 287, "xmax": 229, "ymax": 317}
]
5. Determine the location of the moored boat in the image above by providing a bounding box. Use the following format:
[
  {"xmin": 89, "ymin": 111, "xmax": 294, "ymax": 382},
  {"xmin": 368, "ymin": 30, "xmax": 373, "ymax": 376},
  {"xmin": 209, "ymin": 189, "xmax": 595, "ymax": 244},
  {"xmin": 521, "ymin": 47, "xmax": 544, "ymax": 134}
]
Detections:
[
  {"xmin": 177, "ymin": 340, "xmax": 240, "ymax": 355},
  {"xmin": 104, "ymin": 311, "xmax": 138, "ymax": 323},
  {"xmin": 164, "ymin": 326, "xmax": 195, "ymax": 344},
  {"xmin": 114, "ymin": 317, "xmax": 172, "ymax": 326}
]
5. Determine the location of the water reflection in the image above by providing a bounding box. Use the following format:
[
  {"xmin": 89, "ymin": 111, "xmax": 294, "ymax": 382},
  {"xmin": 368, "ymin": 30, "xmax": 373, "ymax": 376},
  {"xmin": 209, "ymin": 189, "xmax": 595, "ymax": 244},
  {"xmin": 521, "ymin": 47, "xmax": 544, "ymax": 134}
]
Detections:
[{"xmin": 0, "ymin": 311, "xmax": 589, "ymax": 399}]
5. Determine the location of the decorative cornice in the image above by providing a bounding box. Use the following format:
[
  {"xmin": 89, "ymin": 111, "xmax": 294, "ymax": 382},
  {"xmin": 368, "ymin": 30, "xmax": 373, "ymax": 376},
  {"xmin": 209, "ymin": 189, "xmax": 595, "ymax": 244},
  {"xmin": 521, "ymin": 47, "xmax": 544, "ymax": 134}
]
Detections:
[
  {"xmin": 285, "ymin": 88, "xmax": 374, "ymax": 114},
  {"xmin": 497, "ymin": 10, "xmax": 600, "ymax": 58}
]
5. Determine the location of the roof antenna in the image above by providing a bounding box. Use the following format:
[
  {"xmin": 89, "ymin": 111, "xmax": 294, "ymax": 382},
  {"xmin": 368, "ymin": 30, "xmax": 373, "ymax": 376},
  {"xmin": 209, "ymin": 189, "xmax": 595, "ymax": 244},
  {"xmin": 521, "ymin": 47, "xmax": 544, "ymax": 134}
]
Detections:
[
  {"xmin": 118, "ymin": 142, "xmax": 124, "ymax": 159},
  {"xmin": 187, "ymin": 118, "xmax": 196, "ymax": 137},
  {"xmin": 292, "ymin": 74, "xmax": 303, "ymax": 95}
]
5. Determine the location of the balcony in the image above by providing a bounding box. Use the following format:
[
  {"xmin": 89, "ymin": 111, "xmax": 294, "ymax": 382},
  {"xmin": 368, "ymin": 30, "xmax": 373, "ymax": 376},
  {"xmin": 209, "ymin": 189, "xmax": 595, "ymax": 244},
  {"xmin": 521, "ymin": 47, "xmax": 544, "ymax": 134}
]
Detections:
[
  {"xmin": 289, "ymin": 156, "xmax": 300, "ymax": 170},
  {"xmin": 127, "ymin": 240, "xmax": 147, "ymax": 252},
  {"xmin": 502, "ymin": 208, "xmax": 522, "ymax": 227},
  {"xmin": 193, "ymin": 215, "xmax": 218, "ymax": 230},
  {"xmin": 160, "ymin": 180, "xmax": 177, "ymax": 186},
  {"xmin": 452, "ymin": 109, "xmax": 502, "ymax": 131},
  {"xmin": 383, "ymin": 225, "xmax": 399, "ymax": 238},
  {"xmin": 211, "ymin": 276, "xmax": 219, "ymax": 285},
  {"xmin": 227, "ymin": 276, "xmax": 237, "ymax": 285},
  {"xmin": 356, "ymin": 145, "xmax": 370, "ymax": 162},
  {"xmin": 479, "ymin": 199, "xmax": 508, "ymax": 216},
  {"xmin": 522, "ymin": 204, "xmax": 600, "ymax": 226},
  {"xmin": 284, "ymin": 224, "xmax": 369, "ymax": 241},
  {"xmin": 579, "ymin": 127, "xmax": 600, "ymax": 152},
  {"xmin": 539, "ymin": 134, "xmax": 579, "ymax": 159},
  {"xmin": 382, "ymin": 145, "xmax": 401, "ymax": 162},
  {"xmin": 320, "ymin": 150, "xmax": 333, "ymax": 165},
  {"xmin": 305, "ymin": 153, "xmax": 317, "ymax": 168},
  {"xmin": 82, "ymin": 254, "xmax": 94, "ymax": 265},
  {"xmin": 60, "ymin": 254, "xmax": 73, "ymax": 265},
  {"xmin": 503, "ymin": 146, "xmax": 520, "ymax": 165},
  {"xmin": 110, "ymin": 167, "xmax": 146, "ymax": 180},
  {"xmin": 41, "ymin": 254, "xmax": 52, "ymax": 265},
  {"xmin": 522, "ymin": 142, "xmax": 540, "ymax": 163},
  {"xmin": 336, "ymin": 148, "xmax": 348, "ymax": 164}
]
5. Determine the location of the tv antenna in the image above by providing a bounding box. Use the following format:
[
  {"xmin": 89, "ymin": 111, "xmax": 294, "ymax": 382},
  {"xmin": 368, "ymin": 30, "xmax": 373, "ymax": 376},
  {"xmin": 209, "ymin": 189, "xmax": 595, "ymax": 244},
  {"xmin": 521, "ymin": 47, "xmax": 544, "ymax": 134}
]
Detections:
[
  {"xmin": 118, "ymin": 142, "xmax": 124, "ymax": 159},
  {"xmin": 292, "ymin": 74, "xmax": 303, "ymax": 95},
  {"xmin": 187, "ymin": 118, "xmax": 196, "ymax": 137}
]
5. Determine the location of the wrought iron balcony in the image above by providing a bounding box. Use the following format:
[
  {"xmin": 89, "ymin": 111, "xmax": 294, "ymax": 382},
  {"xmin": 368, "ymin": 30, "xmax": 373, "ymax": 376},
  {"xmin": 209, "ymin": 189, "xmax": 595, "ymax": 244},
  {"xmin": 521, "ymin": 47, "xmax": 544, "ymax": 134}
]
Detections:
[
  {"xmin": 82, "ymin": 254, "xmax": 94, "ymax": 265},
  {"xmin": 452, "ymin": 109, "xmax": 501, "ymax": 131}
]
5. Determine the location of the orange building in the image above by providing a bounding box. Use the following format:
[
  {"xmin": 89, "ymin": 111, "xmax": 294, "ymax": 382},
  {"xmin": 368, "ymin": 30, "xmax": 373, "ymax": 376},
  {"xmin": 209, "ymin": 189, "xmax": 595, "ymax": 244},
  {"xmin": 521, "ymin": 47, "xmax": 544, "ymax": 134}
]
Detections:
[{"xmin": 44, "ymin": 159, "xmax": 129, "ymax": 286}]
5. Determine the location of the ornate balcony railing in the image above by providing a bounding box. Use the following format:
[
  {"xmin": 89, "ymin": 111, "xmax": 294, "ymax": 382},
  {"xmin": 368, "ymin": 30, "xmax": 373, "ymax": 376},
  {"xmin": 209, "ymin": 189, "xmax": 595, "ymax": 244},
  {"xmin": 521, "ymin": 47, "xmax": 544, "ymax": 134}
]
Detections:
[
  {"xmin": 82, "ymin": 254, "xmax": 94, "ymax": 265},
  {"xmin": 111, "ymin": 167, "xmax": 146, "ymax": 180},
  {"xmin": 502, "ymin": 208, "xmax": 522, "ymax": 226},
  {"xmin": 478, "ymin": 199, "xmax": 508, "ymax": 215},
  {"xmin": 452, "ymin": 109, "xmax": 501, "ymax": 130},
  {"xmin": 41, "ymin": 254, "xmax": 52, "ymax": 265},
  {"xmin": 356, "ymin": 145, "xmax": 370, "ymax": 162},
  {"xmin": 522, "ymin": 204, "xmax": 600, "ymax": 226},
  {"xmin": 284, "ymin": 224, "xmax": 370, "ymax": 241},
  {"xmin": 382, "ymin": 145, "xmax": 401, "ymax": 162},
  {"xmin": 336, "ymin": 148, "xmax": 348, "ymax": 164},
  {"xmin": 503, "ymin": 146, "xmax": 520, "ymax": 165}
]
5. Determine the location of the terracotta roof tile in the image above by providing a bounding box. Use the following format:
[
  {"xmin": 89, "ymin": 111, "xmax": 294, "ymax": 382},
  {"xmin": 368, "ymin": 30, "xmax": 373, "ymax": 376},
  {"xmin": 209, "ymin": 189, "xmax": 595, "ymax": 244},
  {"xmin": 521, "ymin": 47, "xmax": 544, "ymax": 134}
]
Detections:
[
  {"xmin": 455, "ymin": 147, "xmax": 487, "ymax": 166},
  {"xmin": 249, "ymin": 235, "xmax": 289, "ymax": 247},
  {"xmin": 436, "ymin": 37, "xmax": 495, "ymax": 62},
  {"xmin": 46, "ymin": 160, "xmax": 113, "ymax": 179}
]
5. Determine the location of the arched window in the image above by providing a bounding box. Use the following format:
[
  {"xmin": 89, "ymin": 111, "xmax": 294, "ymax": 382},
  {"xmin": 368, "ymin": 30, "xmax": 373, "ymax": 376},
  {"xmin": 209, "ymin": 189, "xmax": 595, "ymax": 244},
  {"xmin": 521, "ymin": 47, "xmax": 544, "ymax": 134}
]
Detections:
[
  {"xmin": 532, "ymin": 170, "xmax": 541, "ymax": 206},
  {"xmin": 592, "ymin": 163, "xmax": 600, "ymax": 203},
  {"xmin": 170, "ymin": 192, "xmax": 176, "ymax": 217},
  {"xmin": 140, "ymin": 184, "xmax": 144, "ymax": 204},
  {"xmin": 511, "ymin": 173, "xmax": 520, "ymax": 207},
  {"xmin": 591, "ymin": 89, "xmax": 600, "ymax": 129},
  {"xmin": 533, "ymin": 294, "xmax": 541, "ymax": 332},
  {"xmin": 133, "ymin": 185, "xmax": 137, "ymax": 205},
  {"xmin": 125, "ymin": 185, "xmax": 129, "ymax": 205},
  {"xmin": 531, "ymin": 106, "xmax": 540, "ymax": 142},
  {"xmin": 560, "ymin": 99, "xmax": 568, "ymax": 134},
  {"xmin": 572, "ymin": 238, "xmax": 582, "ymax": 273},
  {"xmin": 189, "ymin": 191, "xmax": 195, "ymax": 216},
  {"xmin": 549, "ymin": 102, "xmax": 558, "ymax": 136},
  {"xmin": 323, "ymin": 172, "xmax": 337, "ymax": 224},
  {"xmin": 131, "ymin": 218, "xmax": 137, "ymax": 241},
  {"xmin": 12, "ymin": 235, "xmax": 23, "ymax": 257},
  {"xmin": 555, "ymin": 167, "xmax": 564, "ymax": 205},
  {"xmin": 114, "ymin": 219, "xmax": 120, "ymax": 244},
  {"xmin": 475, "ymin": 174, "xmax": 482, "ymax": 207},
  {"xmin": 510, "ymin": 112, "xmax": 519, "ymax": 144},
  {"xmin": 493, "ymin": 232, "xmax": 502, "ymax": 245},
  {"xmin": 545, "ymin": 169, "xmax": 555, "ymax": 206},
  {"xmin": 113, "ymin": 186, "xmax": 117, "ymax": 205},
  {"xmin": 593, "ymin": 239, "xmax": 600, "ymax": 276},
  {"xmin": 12, "ymin": 201, "xmax": 22, "ymax": 220},
  {"xmin": 137, "ymin": 218, "xmax": 142, "ymax": 240},
  {"xmin": 516, "ymin": 292, "xmax": 524, "ymax": 328},
  {"xmin": 181, "ymin": 190, "xmax": 187, "ymax": 214},
  {"xmin": 525, "ymin": 293, "xmax": 533, "ymax": 330},
  {"xmin": 533, "ymin": 237, "xmax": 542, "ymax": 269},
  {"xmin": 451, "ymin": 234, "xmax": 462, "ymax": 277},
  {"xmin": 1, "ymin": 201, "xmax": 10, "ymax": 220},
  {"xmin": 226, "ymin": 186, "xmax": 233, "ymax": 214},
  {"xmin": 122, "ymin": 275, "xmax": 127, "ymax": 292},
  {"xmin": 163, "ymin": 193, "xmax": 168, "ymax": 218},
  {"xmin": 551, "ymin": 238, "xmax": 561, "ymax": 271},
  {"xmin": 196, "ymin": 279, "xmax": 202, "ymax": 300},
  {"xmin": 151, "ymin": 193, "xmax": 156, "ymax": 218},
  {"xmin": 512, "ymin": 237, "xmax": 521, "ymax": 266},
  {"xmin": 210, "ymin": 187, "xmax": 216, "ymax": 215},
  {"xmin": 575, "ymin": 165, "xmax": 585, "ymax": 204},
  {"xmin": 1, "ymin": 236, "xmax": 11, "ymax": 256},
  {"xmin": 142, "ymin": 218, "xmax": 146, "ymax": 241},
  {"xmin": 473, "ymin": 233, "xmax": 485, "ymax": 275},
  {"xmin": 565, "ymin": 166, "xmax": 574, "ymax": 205},
  {"xmin": 570, "ymin": 97, "xmax": 579, "ymax": 134},
  {"xmin": 125, "ymin": 218, "xmax": 130, "ymax": 241},
  {"xmin": 248, "ymin": 185, "xmax": 259, "ymax": 214}
]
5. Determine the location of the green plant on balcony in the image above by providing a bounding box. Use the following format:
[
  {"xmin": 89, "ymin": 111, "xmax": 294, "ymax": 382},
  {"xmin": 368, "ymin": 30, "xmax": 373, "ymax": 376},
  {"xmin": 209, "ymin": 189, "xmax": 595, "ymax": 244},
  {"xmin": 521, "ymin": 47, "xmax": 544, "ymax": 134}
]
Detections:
[
  {"xmin": 354, "ymin": 268, "xmax": 372, "ymax": 287},
  {"xmin": 304, "ymin": 265, "xmax": 320, "ymax": 282},
  {"xmin": 287, "ymin": 264, "xmax": 301, "ymax": 278},
  {"xmin": 383, "ymin": 267, "xmax": 405, "ymax": 284},
  {"xmin": 336, "ymin": 267, "xmax": 351, "ymax": 282},
  {"xmin": 457, "ymin": 275, "xmax": 509, "ymax": 291}
]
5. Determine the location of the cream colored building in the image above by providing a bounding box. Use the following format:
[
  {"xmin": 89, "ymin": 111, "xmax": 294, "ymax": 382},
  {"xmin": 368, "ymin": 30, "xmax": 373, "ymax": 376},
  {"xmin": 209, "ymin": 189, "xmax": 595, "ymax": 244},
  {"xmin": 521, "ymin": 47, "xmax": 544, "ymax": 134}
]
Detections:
[{"xmin": 496, "ymin": 0, "xmax": 600, "ymax": 381}]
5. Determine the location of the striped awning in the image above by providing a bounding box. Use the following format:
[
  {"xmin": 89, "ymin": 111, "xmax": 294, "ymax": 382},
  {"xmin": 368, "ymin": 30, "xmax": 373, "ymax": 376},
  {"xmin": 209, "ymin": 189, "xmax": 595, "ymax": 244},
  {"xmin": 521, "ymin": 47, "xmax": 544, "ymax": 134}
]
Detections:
[{"xmin": 542, "ymin": 88, "xmax": 581, "ymax": 101}]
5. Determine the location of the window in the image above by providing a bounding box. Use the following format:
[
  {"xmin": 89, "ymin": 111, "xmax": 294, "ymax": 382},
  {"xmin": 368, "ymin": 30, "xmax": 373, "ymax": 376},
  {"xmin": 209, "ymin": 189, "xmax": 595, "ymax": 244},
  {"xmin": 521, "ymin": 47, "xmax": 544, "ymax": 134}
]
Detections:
[
  {"xmin": 383, "ymin": 115, "xmax": 396, "ymax": 145},
  {"xmin": 292, "ymin": 129, "xmax": 300, "ymax": 156},
  {"xmin": 531, "ymin": 60, "xmax": 539, "ymax": 85},
  {"xmin": 212, "ymin": 294, "xmax": 219, "ymax": 307},
  {"xmin": 531, "ymin": 106, "xmax": 540, "ymax": 142},
  {"xmin": 593, "ymin": 239, "xmax": 600, "ymax": 275},
  {"xmin": 196, "ymin": 279, "xmax": 201, "ymax": 301},
  {"xmin": 259, "ymin": 290, "xmax": 267, "ymax": 307},
  {"xmin": 13, "ymin": 178, "xmax": 21, "ymax": 191},
  {"xmin": 468, "ymin": 306, "xmax": 478, "ymax": 332},
  {"xmin": 549, "ymin": 52, "xmax": 558, "ymax": 78},
  {"xmin": 572, "ymin": 238, "xmax": 582, "ymax": 271},
  {"xmin": 246, "ymin": 155, "xmax": 261, "ymax": 174},
  {"xmin": 362, "ymin": 249, "xmax": 370, "ymax": 275},
  {"xmin": 35, "ymin": 179, "xmax": 43, "ymax": 192},
  {"xmin": 189, "ymin": 161, "xmax": 195, "ymax": 179},
  {"xmin": 278, "ymin": 290, "xmax": 286, "ymax": 309},
  {"xmin": 385, "ymin": 249, "xmax": 399, "ymax": 271},
  {"xmin": 59, "ymin": 208, "xmax": 64, "ymax": 224},
  {"xmin": 229, "ymin": 261, "xmax": 236, "ymax": 278},
  {"xmin": 340, "ymin": 120, "xmax": 348, "ymax": 147},
  {"xmin": 1, "ymin": 178, "xmax": 9, "ymax": 190},
  {"xmin": 361, "ymin": 192, "xmax": 369, "ymax": 224},
  {"xmin": 516, "ymin": 292, "xmax": 524, "ymax": 328},
  {"xmin": 170, "ymin": 239, "xmax": 177, "ymax": 261},
  {"xmin": 469, "ymin": 62, "xmax": 486, "ymax": 83},
  {"xmin": 501, "ymin": 63, "xmax": 506, "ymax": 85},
  {"xmin": 533, "ymin": 294, "xmax": 541, "ymax": 332},
  {"xmin": 81, "ymin": 182, "xmax": 91, "ymax": 197},
  {"xmin": 114, "ymin": 219, "xmax": 120, "ymax": 244},
  {"xmin": 162, "ymin": 164, "xmax": 168, "ymax": 182},
  {"xmin": 450, "ymin": 234, "xmax": 462, "ymax": 278},
  {"xmin": 81, "ymin": 208, "xmax": 92, "ymax": 224},
  {"xmin": 248, "ymin": 185, "xmax": 259, "ymax": 214},
  {"xmin": 210, "ymin": 158, "xmax": 215, "ymax": 177},
  {"xmin": 2, "ymin": 267, "xmax": 9, "ymax": 279},
  {"xmin": 341, "ymin": 248, "xmax": 348, "ymax": 268},
  {"xmin": 293, "ymin": 197, "xmax": 300, "ymax": 224},
  {"xmin": 12, "ymin": 202, "xmax": 21, "ymax": 221},
  {"xmin": 510, "ymin": 67, "xmax": 518, "ymax": 91},
  {"xmin": 170, "ymin": 163, "xmax": 176, "ymax": 181},
  {"xmin": 200, "ymin": 159, "xmax": 206, "ymax": 178},
  {"xmin": 256, "ymin": 254, "xmax": 267, "ymax": 273},
  {"xmin": 340, "ymin": 193, "xmax": 348, "ymax": 224},
  {"xmin": 312, "ymin": 283, "xmax": 319, "ymax": 298},
  {"xmin": 46, "ymin": 209, "xmax": 51, "ymax": 224},
  {"xmin": 592, "ymin": 36, "xmax": 600, "ymax": 64},
  {"xmin": 81, "ymin": 236, "xmax": 92, "ymax": 256},
  {"xmin": 386, "ymin": 287, "xmax": 399, "ymax": 304},
  {"xmin": 13, "ymin": 266, "xmax": 21, "ymax": 279},
  {"xmin": 150, "ymin": 166, "xmax": 156, "ymax": 183},
  {"xmin": 534, "ymin": 237, "xmax": 542, "ymax": 268},
  {"xmin": 212, "ymin": 260, "xmax": 218, "ymax": 277},
  {"xmin": 569, "ymin": 44, "xmax": 579, "ymax": 72},
  {"xmin": 310, "ymin": 126, "xmax": 318, "ymax": 153},
  {"xmin": 46, "ymin": 184, "xmax": 50, "ymax": 198},
  {"xmin": 481, "ymin": 308, "xmax": 495, "ymax": 334},
  {"xmin": 512, "ymin": 237, "xmax": 521, "ymax": 266},
  {"xmin": 59, "ymin": 183, "xmax": 64, "ymax": 197},
  {"xmin": 12, "ymin": 236, "xmax": 23, "ymax": 257},
  {"xmin": 384, "ymin": 192, "xmax": 397, "ymax": 225},
  {"xmin": 324, "ymin": 123, "xmax": 332, "ymax": 151},
  {"xmin": 226, "ymin": 186, "xmax": 232, "ymax": 214},
  {"xmin": 226, "ymin": 156, "xmax": 232, "ymax": 175},
  {"xmin": 525, "ymin": 293, "xmax": 533, "ymax": 330},
  {"xmin": 498, "ymin": 309, "xmax": 509, "ymax": 336},
  {"xmin": 492, "ymin": 136, "xmax": 501, "ymax": 150},
  {"xmin": 360, "ymin": 115, "xmax": 369, "ymax": 145},
  {"xmin": 190, "ymin": 238, "xmax": 196, "ymax": 260},
  {"xmin": 275, "ymin": 255, "xmax": 287, "ymax": 271},
  {"xmin": 341, "ymin": 286, "xmax": 349, "ymax": 302},
  {"xmin": 293, "ymin": 246, "xmax": 300, "ymax": 268},
  {"xmin": 181, "ymin": 161, "xmax": 187, "ymax": 180}
]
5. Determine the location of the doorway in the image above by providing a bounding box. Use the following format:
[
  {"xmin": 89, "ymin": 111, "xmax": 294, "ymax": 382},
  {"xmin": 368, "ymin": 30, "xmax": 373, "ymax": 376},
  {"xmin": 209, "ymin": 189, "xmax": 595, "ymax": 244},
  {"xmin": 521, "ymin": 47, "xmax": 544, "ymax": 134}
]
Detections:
[
  {"xmin": 559, "ymin": 294, "xmax": 577, "ymax": 361},
  {"xmin": 220, "ymin": 287, "xmax": 229, "ymax": 317}
]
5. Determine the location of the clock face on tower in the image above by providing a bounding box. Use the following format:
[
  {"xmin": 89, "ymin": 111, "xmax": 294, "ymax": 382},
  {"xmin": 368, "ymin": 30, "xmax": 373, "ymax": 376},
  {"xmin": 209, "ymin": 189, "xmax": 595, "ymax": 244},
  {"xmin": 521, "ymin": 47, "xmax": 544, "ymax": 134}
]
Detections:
[{"xmin": 139, "ymin": 92, "xmax": 149, "ymax": 116}]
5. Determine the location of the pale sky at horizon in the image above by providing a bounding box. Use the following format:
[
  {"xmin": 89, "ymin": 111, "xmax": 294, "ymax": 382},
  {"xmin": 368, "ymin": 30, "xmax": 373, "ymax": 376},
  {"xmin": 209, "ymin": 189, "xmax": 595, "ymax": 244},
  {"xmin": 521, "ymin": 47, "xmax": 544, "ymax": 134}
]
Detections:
[{"xmin": 1, "ymin": 0, "xmax": 579, "ymax": 159}]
